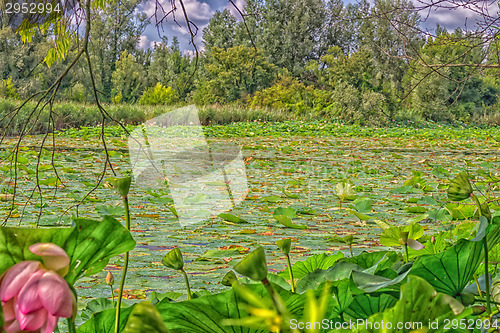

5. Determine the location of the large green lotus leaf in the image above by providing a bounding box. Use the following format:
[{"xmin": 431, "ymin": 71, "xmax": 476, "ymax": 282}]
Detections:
[
  {"xmin": 342, "ymin": 251, "xmax": 398, "ymax": 274},
  {"xmin": 64, "ymin": 216, "xmax": 136, "ymax": 284},
  {"xmin": 296, "ymin": 262, "xmax": 362, "ymax": 293},
  {"xmin": 351, "ymin": 269, "xmax": 410, "ymax": 293},
  {"xmin": 410, "ymin": 238, "xmax": 483, "ymax": 296},
  {"xmin": 344, "ymin": 292, "xmax": 398, "ymax": 320},
  {"xmin": 0, "ymin": 216, "xmax": 135, "ymax": 285},
  {"xmin": 328, "ymin": 279, "xmax": 355, "ymax": 319},
  {"xmin": 77, "ymin": 305, "xmax": 135, "ymax": 333},
  {"xmin": 278, "ymin": 252, "xmax": 344, "ymax": 280},
  {"xmin": 410, "ymin": 216, "xmax": 500, "ymax": 296},
  {"xmin": 156, "ymin": 283, "xmax": 310, "ymax": 333},
  {"xmin": 351, "ymin": 276, "xmax": 470, "ymax": 333}
]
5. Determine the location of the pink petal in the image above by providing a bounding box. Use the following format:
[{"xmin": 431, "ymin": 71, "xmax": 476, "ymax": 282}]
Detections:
[
  {"xmin": 0, "ymin": 261, "xmax": 41, "ymax": 302},
  {"xmin": 2, "ymin": 299, "xmax": 16, "ymax": 321},
  {"xmin": 4, "ymin": 318, "xmax": 21, "ymax": 333},
  {"xmin": 38, "ymin": 271, "xmax": 75, "ymax": 318},
  {"xmin": 14, "ymin": 303, "xmax": 47, "ymax": 331},
  {"xmin": 41, "ymin": 314, "xmax": 59, "ymax": 333},
  {"xmin": 29, "ymin": 243, "xmax": 69, "ymax": 275},
  {"xmin": 16, "ymin": 269, "xmax": 45, "ymax": 315},
  {"xmin": 408, "ymin": 238, "xmax": 425, "ymax": 250}
]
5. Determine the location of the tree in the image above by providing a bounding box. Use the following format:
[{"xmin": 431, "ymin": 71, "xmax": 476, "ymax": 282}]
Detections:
[
  {"xmin": 256, "ymin": 0, "xmax": 327, "ymax": 74},
  {"xmin": 202, "ymin": 9, "xmax": 238, "ymax": 50},
  {"xmin": 89, "ymin": 0, "xmax": 148, "ymax": 101},
  {"xmin": 111, "ymin": 50, "xmax": 146, "ymax": 103},
  {"xmin": 193, "ymin": 46, "xmax": 276, "ymax": 104},
  {"xmin": 359, "ymin": 0, "xmax": 424, "ymax": 116},
  {"xmin": 148, "ymin": 37, "xmax": 194, "ymax": 99}
]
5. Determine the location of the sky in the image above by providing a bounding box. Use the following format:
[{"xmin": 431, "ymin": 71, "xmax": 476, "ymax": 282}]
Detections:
[{"xmin": 136, "ymin": 0, "xmax": 499, "ymax": 52}]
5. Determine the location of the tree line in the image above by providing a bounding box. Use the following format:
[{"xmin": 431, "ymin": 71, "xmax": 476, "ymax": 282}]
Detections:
[{"xmin": 0, "ymin": 0, "xmax": 499, "ymax": 125}]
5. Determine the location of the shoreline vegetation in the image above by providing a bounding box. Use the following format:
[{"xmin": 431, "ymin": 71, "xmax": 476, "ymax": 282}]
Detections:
[{"xmin": 0, "ymin": 98, "xmax": 499, "ymax": 138}]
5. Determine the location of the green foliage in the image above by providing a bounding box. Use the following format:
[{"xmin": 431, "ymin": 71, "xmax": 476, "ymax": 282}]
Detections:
[
  {"xmin": 123, "ymin": 302, "xmax": 168, "ymax": 333},
  {"xmin": 111, "ymin": 50, "xmax": 146, "ymax": 103},
  {"xmin": 0, "ymin": 77, "xmax": 18, "ymax": 99},
  {"xmin": 192, "ymin": 46, "xmax": 276, "ymax": 105},
  {"xmin": 138, "ymin": 83, "xmax": 178, "ymax": 106}
]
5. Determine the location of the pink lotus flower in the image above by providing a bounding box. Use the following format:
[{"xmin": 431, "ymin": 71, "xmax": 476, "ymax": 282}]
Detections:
[{"xmin": 0, "ymin": 243, "xmax": 76, "ymax": 333}]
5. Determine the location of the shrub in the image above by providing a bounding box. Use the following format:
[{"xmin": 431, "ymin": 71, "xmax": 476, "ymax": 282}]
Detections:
[
  {"xmin": 138, "ymin": 83, "xmax": 179, "ymax": 106},
  {"xmin": 0, "ymin": 77, "xmax": 19, "ymax": 99}
]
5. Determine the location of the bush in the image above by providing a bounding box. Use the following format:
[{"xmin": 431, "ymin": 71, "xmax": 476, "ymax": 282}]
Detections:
[
  {"xmin": 0, "ymin": 77, "xmax": 19, "ymax": 99},
  {"xmin": 138, "ymin": 83, "xmax": 179, "ymax": 106}
]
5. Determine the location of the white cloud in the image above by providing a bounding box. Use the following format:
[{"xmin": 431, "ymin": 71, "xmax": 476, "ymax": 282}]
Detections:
[{"xmin": 139, "ymin": 35, "xmax": 153, "ymax": 49}]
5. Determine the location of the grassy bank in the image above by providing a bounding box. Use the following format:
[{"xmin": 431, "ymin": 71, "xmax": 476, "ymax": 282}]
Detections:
[{"xmin": 1, "ymin": 98, "xmax": 499, "ymax": 137}]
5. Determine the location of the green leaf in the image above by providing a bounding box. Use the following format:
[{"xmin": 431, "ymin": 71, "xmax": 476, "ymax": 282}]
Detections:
[
  {"xmin": 279, "ymin": 252, "xmax": 344, "ymax": 280},
  {"xmin": 472, "ymin": 216, "xmax": 488, "ymax": 242},
  {"xmin": 410, "ymin": 239, "xmax": 484, "ymax": 296},
  {"xmin": 123, "ymin": 302, "xmax": 168, "ymax": 333},
  {"xmin": 354, "ymin": 276, "xmax": 469, "ymax": 333},
  {"xmin": 344, "ymin": 292, "xmax": 398, "ymax": 320},
  {"xmin": 410, "ymin": 216, "xmax": 500, "ymax": 296},
  {"xmin": 447, "ymin": 172, "xmax": 473, "ymax": 201},
  {"xmin": 353, "ymin": 197, "xmax": 372, "ymax": 213},
  {"xmin": 156, "ymin": 283, "xmax": 309, "ymax": 333},
  {"xmin": 351, "ymin": 269, "xmax": 410, "ymax": 293},
  {"xmin": 273, "ymin": 207, "xmax": 297, "ymax": 218},
  {"xmin": 342, "ymin": 251, "xmax": 398, "ymax": 272},
  {"xmin": 274, "ymin": 215, "xmax": 307, "ymax": 229},
  {"xmin": 296, "ymin": 262, "xmax": 361, "ymax": 293},
  {"xmin": 218, "ymin": 213, "xmax": 248, "ymax": 224},
  {"xmin": 197, "ymin": 249, "xmax": 242, "ymax": 261},
  {"xmin": 77, "ymin": 305, "xmax": 135, "ymax": 333},
  {"xmin": 64, "ymin": 217, "xmax": 136, "ymax": 284},
  {"xmin": 81, "ymin": 298, "xmax": 115, "ymax": 321},
  {"xmin": 260, "ymin": 195, "xmax": 283, "ymax": 203}
]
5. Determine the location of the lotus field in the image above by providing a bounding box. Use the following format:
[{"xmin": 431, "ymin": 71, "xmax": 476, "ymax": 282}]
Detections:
[{"xmin": 0, "ymin": 119, "xmax": 500, "ymax": 332}]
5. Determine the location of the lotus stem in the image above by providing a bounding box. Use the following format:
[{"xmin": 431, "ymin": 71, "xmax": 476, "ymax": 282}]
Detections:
[
  {"xmin": 181, "ymin": 268, "xmax": 192, "ymax": 300},
  {"xmin": 286, "ymin": 254, "xmax": 295, "ymax": 293},
  {"xmin": 115, "ymin": 196, "xmax": 131, "ymax": 333},
  {"xmin": 67, "ymin": 318, "xmax": 76, "ymax": 333},
  {"xmin": 110, "ymin": 285, "xmax": 115, "ymax": 308},
  {"xmin": 472, "ymin": 194, "xmax": 491, "ymax": 314},
  {"xmin": 349, "ymin": 244, "xmax": 353, "ymax": 257},
  {"xmin": 404, "ymin": 243, "xmax": 409, "ymax": 263}
]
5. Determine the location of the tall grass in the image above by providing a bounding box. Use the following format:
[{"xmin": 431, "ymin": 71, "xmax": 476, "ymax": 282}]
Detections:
[{"xmin": 0, "ymin": 98, "xmax": 498, "ymax": 136}]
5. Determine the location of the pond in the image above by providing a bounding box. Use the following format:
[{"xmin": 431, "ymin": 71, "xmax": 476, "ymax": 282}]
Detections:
[{"xmin": 1, "ymin": 126, "xmax": 499, "ymax": 324}]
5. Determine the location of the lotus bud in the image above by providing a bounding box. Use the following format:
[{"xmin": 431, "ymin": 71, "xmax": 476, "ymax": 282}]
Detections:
[
  {"xmin": 276, "ymin": 238, "xmax": 291, "ymax": 256},
  {"xmin": 29, "ymin": 243, "xmax": 70, "ymax": 277},
  {"xmin": 162, "ymin": 248, "xmax": 184, "ymax": 270},
  {"xmin": 221, "ymin": 271, "xmax": 238, "ymax": 286},
  {"xmin": 109, "ymin": 176, "xmax": 132, "ymax": 198},
  {"xmin": 106, "ymin": 271, "xmax": 114, "ymax": 286},
  {"xmin": 234, "ymin": 247, "xmax": 268, "ymax": 281}
]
